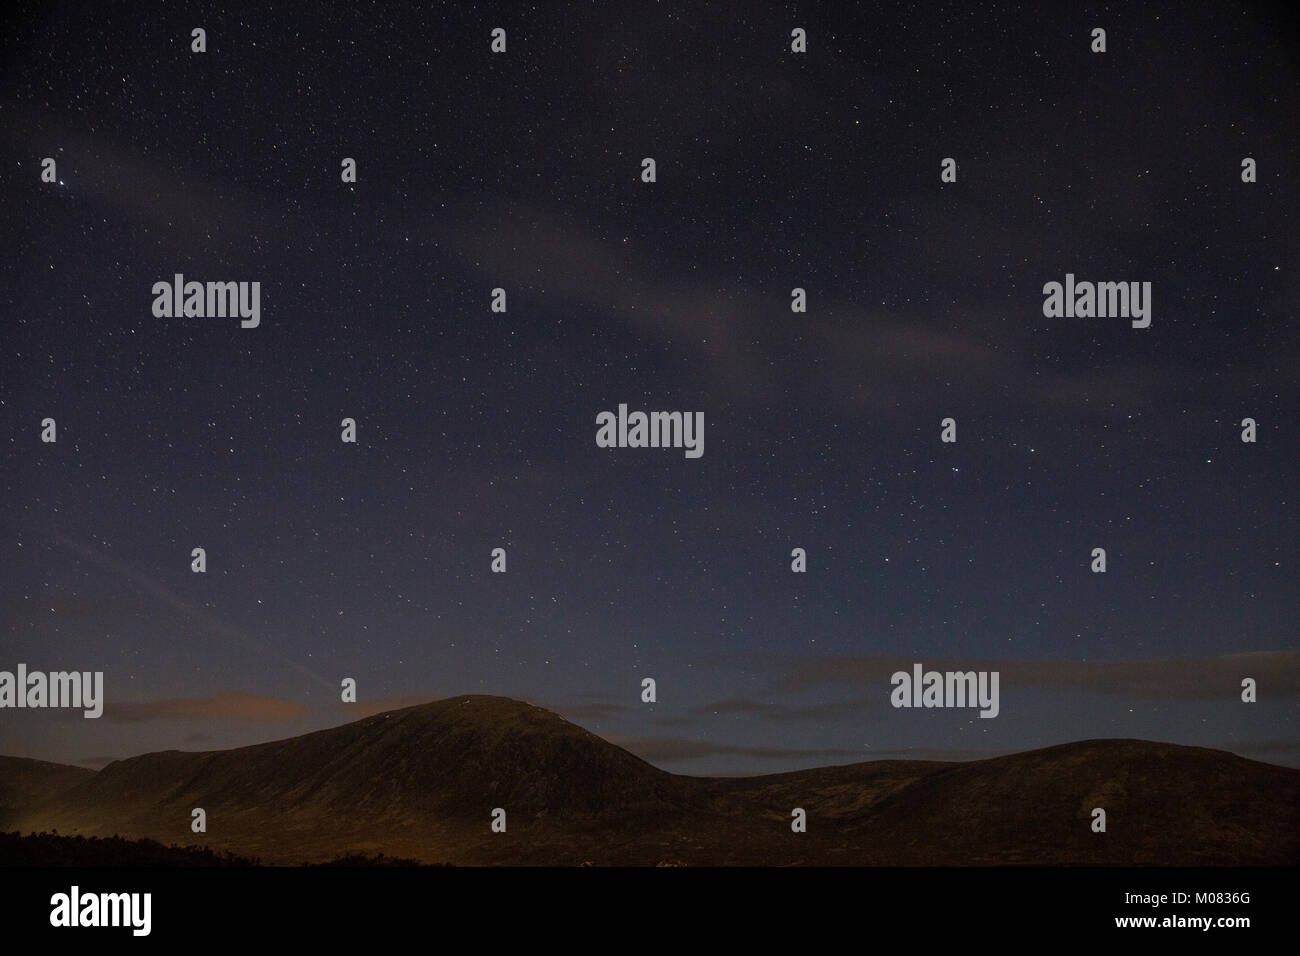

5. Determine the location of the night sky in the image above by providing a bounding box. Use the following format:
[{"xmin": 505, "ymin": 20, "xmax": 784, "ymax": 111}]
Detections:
[{"xmin": 1, "ymin": 1, "xmax": 1296, "ymax": 775}]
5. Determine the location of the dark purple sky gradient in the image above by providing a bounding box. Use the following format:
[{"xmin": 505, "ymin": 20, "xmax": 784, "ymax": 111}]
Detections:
[{"xmin": 1, "ymin": 0, "xmax": 1297, "ymax": 773}]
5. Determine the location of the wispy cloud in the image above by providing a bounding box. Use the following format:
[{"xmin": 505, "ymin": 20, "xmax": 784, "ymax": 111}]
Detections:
[
  {"xmin": 44, "ymin": 530, "xmax": 336, "ymax": 693},
  {"xmin": 1, "ymin": 108, "xmax": 275, "ymax": 259},
  {"xmin": 685, "ymin": 697, "xmax": 869, "ymax": 722},
  {"xmin": 743, "ymin": 650, "xmax": 1300, "ymax": 699},
  {"xmin": 426, "ymin": 199, "xmax": 1197, "ymax": 417},
  {"xmin": 550, "ymin": 700, "xmax": 629, "ymax": 721},
  {"xmin": 106, "ymin": 692, "xmax": 310, "ymax": 724},
  {"xmin": 608, "ymin": 735, "xmax": 862, "ymax": 765},
  {"xmin": 331, "ymin": 695, "xmax": 441, "ymax": 719}
]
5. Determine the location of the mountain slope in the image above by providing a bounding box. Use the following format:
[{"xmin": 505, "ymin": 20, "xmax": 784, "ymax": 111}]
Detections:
[
  {"xmin": 853, "ymin": 739, "xmax": 1300, "ymax": 864},
  {"xmin": 0, "ymin": 756, "xmax": 95, "ymax": 830},
  {"xmin": 4, "ymin": 697, "xmax": 1297, "ymax": 865}
]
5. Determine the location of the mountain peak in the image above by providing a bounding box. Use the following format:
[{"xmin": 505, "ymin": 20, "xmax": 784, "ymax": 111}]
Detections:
[{"xmin": 5, "ymin": 711, "xmax": 1297, "ymax": 866}]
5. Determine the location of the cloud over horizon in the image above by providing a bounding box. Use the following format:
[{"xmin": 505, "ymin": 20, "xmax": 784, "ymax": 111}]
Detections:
[{"xmin": 105, "ymin": 692, "xmax": 311, "ymax": 724}]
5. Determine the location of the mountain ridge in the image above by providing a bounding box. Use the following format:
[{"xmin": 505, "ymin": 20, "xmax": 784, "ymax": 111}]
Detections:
[{"xmin": 3, "ymin": 695, "xmax": 1297, "ymax": 865}]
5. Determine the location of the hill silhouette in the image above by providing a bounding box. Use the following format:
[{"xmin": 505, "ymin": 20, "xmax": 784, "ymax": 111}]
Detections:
[
  {"xmin": 0, "ymin": 755, "xmax": 95, "ymax": 829},
  {"xmin": 0, "ymin": 831, "xmax": 432, "ymax": 866},
  {"xmin": 3, "ymin": 696, "xmax": 1297, "ymax": 865}
]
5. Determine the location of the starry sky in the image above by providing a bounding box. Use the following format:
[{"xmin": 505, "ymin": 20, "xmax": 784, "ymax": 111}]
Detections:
[{"xmin": 1, "ymin": 1, "xmax": 1297, "ymax": 774}]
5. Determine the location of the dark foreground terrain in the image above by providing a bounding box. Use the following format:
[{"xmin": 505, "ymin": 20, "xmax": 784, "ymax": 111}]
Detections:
[
  {"xmin": 3, "ymin": 696, "xmax": 1297, "ymax": 865},
  {"xmin": 0, "ymin": 831, "xmax": 427, "ymax": 866}
]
